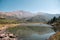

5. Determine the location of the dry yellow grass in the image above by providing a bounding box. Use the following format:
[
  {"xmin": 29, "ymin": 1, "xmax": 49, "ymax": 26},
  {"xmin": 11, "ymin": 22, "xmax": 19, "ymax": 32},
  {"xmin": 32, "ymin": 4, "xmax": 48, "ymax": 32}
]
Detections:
[
  {"xmin": 0, "ymin": 24, "xmax": 20, "ymax": 30},
  {"xmin": 48, "ymin": 32, "xmax": 60, "ymax": 40}
]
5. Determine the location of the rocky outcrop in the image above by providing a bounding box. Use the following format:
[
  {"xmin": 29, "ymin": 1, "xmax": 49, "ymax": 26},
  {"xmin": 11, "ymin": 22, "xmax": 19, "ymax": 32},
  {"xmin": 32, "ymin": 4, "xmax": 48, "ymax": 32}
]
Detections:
[{"xmin": 0, "ymin": 33, "xmax": 17, "ymax": 40}]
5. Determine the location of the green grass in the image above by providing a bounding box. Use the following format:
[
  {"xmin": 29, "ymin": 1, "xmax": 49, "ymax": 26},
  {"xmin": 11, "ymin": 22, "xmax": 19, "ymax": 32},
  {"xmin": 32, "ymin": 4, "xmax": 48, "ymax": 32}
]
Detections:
[{"xmin": 0, "ymin": 19, "xmax": 20, "ymax": 24}]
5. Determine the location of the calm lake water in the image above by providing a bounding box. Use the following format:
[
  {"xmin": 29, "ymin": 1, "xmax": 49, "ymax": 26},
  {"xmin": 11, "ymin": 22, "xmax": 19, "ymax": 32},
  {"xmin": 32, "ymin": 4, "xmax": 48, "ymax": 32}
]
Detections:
[{"xmin": 19, "ymin": 23, "xmax": 55, "ymax": 40}]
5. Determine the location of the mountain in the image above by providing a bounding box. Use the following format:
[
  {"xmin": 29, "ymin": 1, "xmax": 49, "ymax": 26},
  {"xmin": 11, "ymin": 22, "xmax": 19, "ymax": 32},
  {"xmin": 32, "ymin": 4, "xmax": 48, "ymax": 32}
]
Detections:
[
  {"xmin": 26, "ymin": 12, "xmax": 60, "ymax": 22},
  {"xmin": 35, "ymin": 12, "xmax": 60, "ymax": 19},
  {"xmin": 0, "ymin": 11, "xmax": 34, "ymax": 20},
  {"xmin": 0, "ymin": 11, "xmax": 60, "ymax": 23},
  {"xmin": 26, "ymin": 15, "xmax": 49, "ymax": 22}
]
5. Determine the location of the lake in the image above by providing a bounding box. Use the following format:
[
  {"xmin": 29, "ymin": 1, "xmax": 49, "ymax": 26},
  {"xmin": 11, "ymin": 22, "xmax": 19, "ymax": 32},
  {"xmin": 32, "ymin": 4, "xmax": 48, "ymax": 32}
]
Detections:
[{"xmin": 17, "ymin": 23, "xmax": 55, "ymax": 40}]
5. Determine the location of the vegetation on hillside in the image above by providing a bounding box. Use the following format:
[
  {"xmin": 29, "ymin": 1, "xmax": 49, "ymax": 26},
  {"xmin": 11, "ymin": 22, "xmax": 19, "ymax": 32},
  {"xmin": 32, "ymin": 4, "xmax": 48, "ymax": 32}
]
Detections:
[
  {"xmin": 47, "ymin": 16, "xmax": 60, "ymax": 32},
  {"xmin": 48, "ymin": 16, "xmax": 60, "ymax": 24},
  {"xmin": 0, "ymin": 17, "xmax": 20, "ymax": 24}
]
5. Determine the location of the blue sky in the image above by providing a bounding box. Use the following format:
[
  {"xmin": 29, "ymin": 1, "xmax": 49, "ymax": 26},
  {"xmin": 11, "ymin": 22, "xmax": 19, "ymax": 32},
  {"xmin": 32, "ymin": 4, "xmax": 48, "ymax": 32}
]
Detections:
[{"xmin": 0, "ymin": 0, "xmax": 60, "ymax": 14}]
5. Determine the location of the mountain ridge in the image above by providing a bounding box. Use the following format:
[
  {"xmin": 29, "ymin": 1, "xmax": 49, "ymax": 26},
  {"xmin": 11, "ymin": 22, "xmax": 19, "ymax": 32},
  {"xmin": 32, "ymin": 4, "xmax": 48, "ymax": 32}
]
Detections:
[{"xmin": 0, "ymin": 11, "xmax": 60, "ymax": 22}]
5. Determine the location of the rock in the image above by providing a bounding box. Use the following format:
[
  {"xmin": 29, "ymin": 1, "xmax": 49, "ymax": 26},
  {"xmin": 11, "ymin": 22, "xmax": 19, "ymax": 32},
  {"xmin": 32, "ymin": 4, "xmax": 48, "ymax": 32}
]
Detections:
[{"xmin": 0, "ymin": 33, "xmax": 17, "ymax": 40}]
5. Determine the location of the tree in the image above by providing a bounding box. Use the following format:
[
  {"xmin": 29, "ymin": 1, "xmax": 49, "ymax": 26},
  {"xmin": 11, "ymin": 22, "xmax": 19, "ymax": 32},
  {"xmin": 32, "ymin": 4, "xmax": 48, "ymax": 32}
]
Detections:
[
  {"xmin": 52, "ymin": 16, "xmax": 56, "ymax": 22},
  {"xmin": 47, "ymin": 16, "xmax": 57, "ymax": 24}
]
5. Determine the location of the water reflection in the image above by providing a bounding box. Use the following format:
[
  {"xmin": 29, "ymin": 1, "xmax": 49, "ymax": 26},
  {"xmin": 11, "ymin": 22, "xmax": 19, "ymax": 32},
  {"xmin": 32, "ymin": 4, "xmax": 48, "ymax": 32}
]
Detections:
[
  {"xmin": 18, "ymin": 24, "xmax": 55, "ymax": 40},
  {"xmin": 22, "ymin": 32, "xmax": 55, "ymax": 40},
  {"xmin": 8, "ymin": 24, "xmax": 55, "ymax": 40}
]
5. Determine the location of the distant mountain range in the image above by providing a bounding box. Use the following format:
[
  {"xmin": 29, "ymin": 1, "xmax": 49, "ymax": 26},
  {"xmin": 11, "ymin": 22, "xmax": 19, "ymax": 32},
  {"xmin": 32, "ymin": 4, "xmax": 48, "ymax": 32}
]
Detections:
[{"xmin": 0, "ymin": 11, "xmax": 60, "ymax": 22}]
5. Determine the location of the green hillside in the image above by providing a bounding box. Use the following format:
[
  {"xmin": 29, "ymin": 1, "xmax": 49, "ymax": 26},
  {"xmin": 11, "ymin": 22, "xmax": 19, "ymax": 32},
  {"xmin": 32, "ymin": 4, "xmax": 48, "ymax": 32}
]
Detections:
[{"xmin": 0, "ymin": 17, "xmax": 20, "ymax": 24}]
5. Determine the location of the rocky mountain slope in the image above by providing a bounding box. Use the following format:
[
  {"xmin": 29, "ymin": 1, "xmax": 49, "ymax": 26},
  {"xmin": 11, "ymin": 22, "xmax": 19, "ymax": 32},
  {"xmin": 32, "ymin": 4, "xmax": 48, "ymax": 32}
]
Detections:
[
  {"xmin": 26, "ymin": 15, "xmax": 49, "ymax": 22},
  {"xmin": 0, "ymin": 11, "xmax": 60, "ymax": 22}
]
